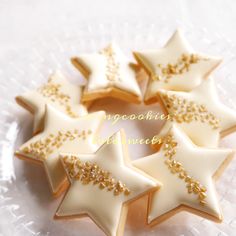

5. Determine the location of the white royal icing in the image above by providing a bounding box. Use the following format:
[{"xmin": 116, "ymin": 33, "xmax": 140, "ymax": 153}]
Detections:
[
  {"xmin": 16, "ymin": 71, "xmax": 87, "ymax": 134},
  {"xmin": 17, "ymin": 105, "xmax": 105, "ymax": 195},
  {"xmin": 156, "ymin": 77, "xmax": 236, "ymax": 147},
  {"xmin": 55, "ymin": 131, "xmax": 159, "ymax": 236},
  {"xmin": 133, "ymin": 30, "xmax": 221, "ymax": 104},
  {"xmin": 133, "ymin": 125, "xmax": 233, "ymax": 224}
]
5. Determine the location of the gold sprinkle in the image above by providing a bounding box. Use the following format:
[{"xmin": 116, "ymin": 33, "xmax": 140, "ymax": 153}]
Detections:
[
  {"xmin": 21, "ymin": 129, "xmax": 92, "ymax": 161},
  {"xmin": 62, "ymin": 155, "xmax": 131, "ymax": 197},
  {"xmin": 100, "ymin": 45, "xmax": 121, "ymax": 82},
  {"xmin": 151, "ymin": 53, "xmax": 209, "ymax": 83},
  {"xmin": 37, "ymin": 80, "xmax": 78, "ymax": 118},
  {"xmin": 161, "ymin": 93, "xmax": 220, "ymax": 129},
  {"xmin": 162, "ymin": 133, "xmax": 207, "ymax": 205}
]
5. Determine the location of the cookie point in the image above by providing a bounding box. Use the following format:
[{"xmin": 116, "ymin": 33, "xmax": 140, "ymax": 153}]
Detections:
[{"xmin": 53, "ymin": 212, "xmax": 61, "ymax": 220}]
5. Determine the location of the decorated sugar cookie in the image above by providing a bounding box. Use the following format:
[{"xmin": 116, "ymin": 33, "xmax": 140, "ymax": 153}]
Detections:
[
  {"xmin": 16, "ymin": 71, "xmax": 87, "ymax": 134},
  {"xmin": 55, "ymin": 130, "xmax": 160, "ymax": 236},
  {"xmin": 15, "ymin": 105, "xmax": 105, "ymax": 197},
  {"xmin": 133, "ymin": 125, "xmax": 234, "ymax": 225},
  {"xmin": 71, "ymin": 43, "xmax": 142, "ymax": 104},
  {"xmin": 133, "ymin": 30, "xmax": 221, "ymax": 104},
  {"xmin": 154, "ymin": 78, "xmax": 236, "ymax": 148}
]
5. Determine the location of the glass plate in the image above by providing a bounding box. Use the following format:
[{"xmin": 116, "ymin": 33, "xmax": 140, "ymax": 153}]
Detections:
[{"xmin": 1, "ymin": 20, "xmax": 236, "ymax": 236}]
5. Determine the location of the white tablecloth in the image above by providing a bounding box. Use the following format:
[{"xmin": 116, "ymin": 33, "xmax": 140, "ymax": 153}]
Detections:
[{"xmin": 0, "ymin": 0, "xmax": 236, "ymax": 57}]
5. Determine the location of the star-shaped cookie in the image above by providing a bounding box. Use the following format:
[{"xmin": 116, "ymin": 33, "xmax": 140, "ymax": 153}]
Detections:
[
  {"xmin": 71, "ymin": 43, "xmax": 142, "ymax": 104},
  {"xmin": 15, "ymin": 105, "xmax": 105, "ymax": 197},
  {"xmin": 55, "ymin": 130, "xmax": 160, "ymax": 236},
  {"xmin": 154, "ymin": 78, "xmax": 236, "ymax": 148},
  {"xmin": 16, "ymin": 71, "xmax": 87, "ymax": 134},
  {"xmin": 133, "ymin": 125, "xmax": 234, "ymax": 225},
  {"xmin": 133, "ymin": 30, "xmax": 221, "ymax": 104}
]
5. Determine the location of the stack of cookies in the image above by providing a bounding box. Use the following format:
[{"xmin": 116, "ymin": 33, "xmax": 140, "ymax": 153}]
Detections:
[{"xmin": 15, "ymin": 30, "xmax": 236, "ymax": 236}]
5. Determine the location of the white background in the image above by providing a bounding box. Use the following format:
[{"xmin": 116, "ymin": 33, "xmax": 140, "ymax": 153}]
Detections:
[{"xmin": 0, "ymin": 0, "xmax": 236, "ymax": 57}]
